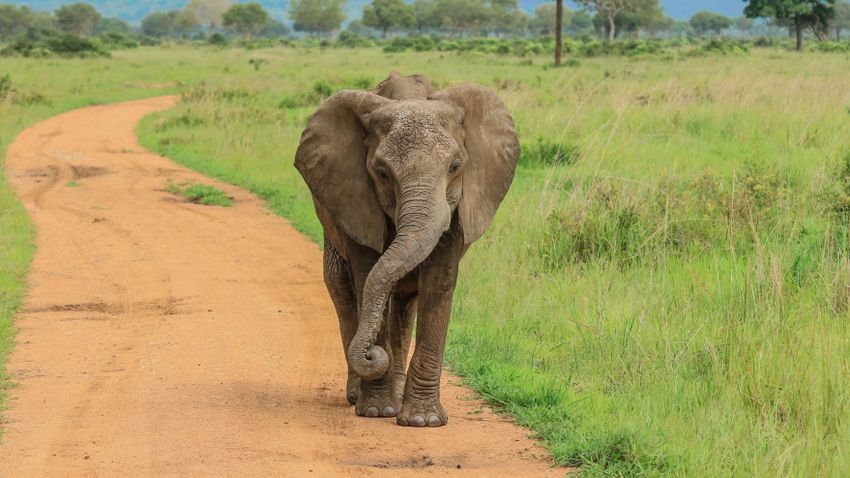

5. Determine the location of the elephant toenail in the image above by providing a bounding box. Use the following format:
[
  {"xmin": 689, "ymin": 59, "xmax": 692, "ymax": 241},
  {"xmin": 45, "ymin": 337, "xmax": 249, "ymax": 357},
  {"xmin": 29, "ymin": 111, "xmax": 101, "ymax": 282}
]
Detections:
[
  {"xmin": 397, "ymin": 416, "xmax": 409, "ymax": 426},
  {"xmin": 410, "ymin": 415, "xmax": 426, "ymax": 427},
  {"xmin": 382, "ymin": 406, "xmax": 396, "ymax": 417},
  {"xmin": 347, "ymin": 394, "xmax": 357, "ymax": 405},
  {"xmin": 427, "ymin": 415, "xmax": 442, "ymax": 427},
  {"xmin": 364, "ymin": 406, "xmax": 380, "ymax": 417}
]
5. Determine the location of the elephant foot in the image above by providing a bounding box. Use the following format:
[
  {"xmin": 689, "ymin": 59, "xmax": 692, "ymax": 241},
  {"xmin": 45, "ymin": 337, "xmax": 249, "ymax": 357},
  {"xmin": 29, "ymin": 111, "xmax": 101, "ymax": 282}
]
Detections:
[
  {"xmin": 396, "ymin": 396, "xmax": 447, "ymax": 427},
  {"xmin": 346, "ymin": 372, "xmax": 361, "ymax": 405},
  {"xmin": 355, "ymin": 378, "xmax": 400, "ymax": 418}
]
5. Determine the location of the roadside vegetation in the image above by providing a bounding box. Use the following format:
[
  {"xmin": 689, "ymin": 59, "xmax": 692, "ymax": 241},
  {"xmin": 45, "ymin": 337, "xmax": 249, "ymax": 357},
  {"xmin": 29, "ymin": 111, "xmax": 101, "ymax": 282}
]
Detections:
[{"xmin": 166, "ymin": 179, "xmax": 234, "ymax": 206}]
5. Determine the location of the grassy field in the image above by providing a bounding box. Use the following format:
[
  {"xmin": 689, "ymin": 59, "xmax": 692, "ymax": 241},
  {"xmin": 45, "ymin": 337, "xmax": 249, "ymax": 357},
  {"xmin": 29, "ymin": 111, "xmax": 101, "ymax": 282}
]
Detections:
[{"xmin": 3, "ymin": 44, "xmax": 850, "ymax": 476}]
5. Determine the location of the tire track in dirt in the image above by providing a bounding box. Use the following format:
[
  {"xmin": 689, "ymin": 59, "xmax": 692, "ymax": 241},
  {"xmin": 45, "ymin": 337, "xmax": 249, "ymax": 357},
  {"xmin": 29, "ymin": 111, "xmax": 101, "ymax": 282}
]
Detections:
[{"xmin": 0, "ymin": 97, "xmax": 564, "ymax": 476}]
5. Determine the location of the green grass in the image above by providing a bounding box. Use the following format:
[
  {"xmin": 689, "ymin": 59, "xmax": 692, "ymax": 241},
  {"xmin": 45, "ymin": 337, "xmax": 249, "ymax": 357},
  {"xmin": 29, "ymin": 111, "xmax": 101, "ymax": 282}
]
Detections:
[
  {"xmin": 4, "ymin": 44, "xmax": 850, "ymax": 476},
  {"xmin": 166, "ymin": 179, "xmax": 233, "ymax": 207}
]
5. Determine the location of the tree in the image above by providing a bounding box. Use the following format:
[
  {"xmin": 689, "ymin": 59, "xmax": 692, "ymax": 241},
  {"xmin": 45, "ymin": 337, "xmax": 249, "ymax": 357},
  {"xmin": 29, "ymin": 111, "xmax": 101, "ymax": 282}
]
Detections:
[
  {"xmin": 529, "ymin": 2, "xmax": 574, "ymax": 35},
  {"xmin": 575, "ymin": 0, "xmax": 633, "ymax": 42},
  {"xmin": 258, "ymin": 19, "xmax": 291, "ymax": 38},
  {"xmin": 645, "ymin": 15, "xmax": 674, "ymax": 37},
  {"xmin": 488, "ymin": 0, "xmax": 528, "ymax": 35},
  {"xmin": 689, "ymin": 11, "xmax": 734, "ymax": 36},
  {"xmin": 94, "ymin": 17, "xmax": 132, "ymax": 35},
  {"xmin": 493, "ymin": 9, "xmax": 529, "ymax": 35},
  {"xmin": 141, "ymin": 10, "xmax": 197, "ymax": 37},
  {"xmin": 669, "ymin": 19, "xmax": 692, "ymax": 37},
  {"xmin": 223, "ymin": 3, "xmax": 269, "ymax": 39},
  {"xmin": 433, "ymin": 0, "xmax": 490, "ymax": 37},
  {"xmin": 55, "ymin": 3, "xmax": 101, "ymax": 36},
  {"xmin": 0, "ymin": 5, "xmax": 35, "ymax": 39},
  {"xmin": 411, "ymin": 0, "xmax": 439, "ymax": 32},
  {"xmin": 363, "ymin": 0, "xmax": 415, "ymax": 38},
  {"xmin": 555, "ymin": 0, "xmax": 563, "ymax": 66},
  {"xmin": 734, "ymin": 16, "xmax": 755, "ymax": 37},
  {"xmin": 186, "ymin": 0, "xmax": 232, "ymax": 32},
  {"xmin": 568, "ymin": 11, "xmax": 594, "ymax": 35},
  {"xmin": 615, "ymin": 0, "xmax": 663, "ymax": 36},
  {"xmin": 834, "ymin": 1, "xmax": 850, "ymax": 38},
  {"xmin": 289, "ymin": 0, "xmax": 346, "ymax": 37},
  {"xmin": 744, "ymin": 0, "xmax": 836, "ymax": 51}
]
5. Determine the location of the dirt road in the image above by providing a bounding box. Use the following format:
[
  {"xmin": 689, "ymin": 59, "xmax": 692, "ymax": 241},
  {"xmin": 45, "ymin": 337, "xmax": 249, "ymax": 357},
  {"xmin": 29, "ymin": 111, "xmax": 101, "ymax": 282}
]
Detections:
[{"xmin": 0, "ymin": 97, "xmax": 562, "ymax": 476}]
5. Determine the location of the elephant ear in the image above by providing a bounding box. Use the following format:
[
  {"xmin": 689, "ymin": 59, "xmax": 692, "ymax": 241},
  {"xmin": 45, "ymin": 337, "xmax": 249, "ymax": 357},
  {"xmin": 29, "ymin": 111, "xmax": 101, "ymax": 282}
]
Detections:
[
  {"xmin": 295, "ymin": 90, "xmax": 392, "ymax": 252},
  {"xmin": 433, "ymin": 85, "xmax": 519, "ymax": 244}
]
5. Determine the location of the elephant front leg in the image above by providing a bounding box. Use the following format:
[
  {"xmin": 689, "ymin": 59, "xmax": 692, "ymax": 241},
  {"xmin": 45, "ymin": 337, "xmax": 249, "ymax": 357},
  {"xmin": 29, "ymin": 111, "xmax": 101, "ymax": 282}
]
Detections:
[
  {"xmin": 322, "ymin": 238, "xmax": 360, "ymax": 405},
  {"xmin": 355, "ymin": 324, "xmax": 400, "ymax": 417},
  {"xmin": 397, "ymin": 233, "xmax": 463, "ymax": 427},
  {"xmin": 356, "ymin": 291, "xmax": 415, "ymax": 418}
]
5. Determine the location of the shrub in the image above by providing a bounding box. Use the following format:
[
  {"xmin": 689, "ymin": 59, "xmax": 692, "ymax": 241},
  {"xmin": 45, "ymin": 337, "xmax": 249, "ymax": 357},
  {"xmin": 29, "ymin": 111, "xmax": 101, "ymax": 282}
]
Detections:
[
  {"xmin": 0, "ymin": 74, "xmax": 11, "ymax": 101},
  {"xmin": 208, "ymin": 33, "xmax": 228, "ymax": 46},
  {"xmin": 812, "ymin": 41, "xmax": 850, "ymax": 53},
  {"xmin": 96, "ymin": 32, "xmax": 139, "ymax": 50},
  {"xmin": 337, "ymin": 31, "xmax": 374, "ymax": 48},
  {"xmin": 1, "ymin": 34, "xmax": 109, "ymax": 58},
  {"xmin": 248, "ymin": 58, "xmax": 268, "ymax": 71}
]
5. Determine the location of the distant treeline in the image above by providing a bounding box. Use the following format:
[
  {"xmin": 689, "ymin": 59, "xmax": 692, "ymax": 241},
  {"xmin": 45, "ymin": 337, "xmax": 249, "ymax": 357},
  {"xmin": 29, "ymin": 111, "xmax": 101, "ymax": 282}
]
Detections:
[{"xmin": 1, "ymin": 0, "xmax": 849, "ymax": 55}]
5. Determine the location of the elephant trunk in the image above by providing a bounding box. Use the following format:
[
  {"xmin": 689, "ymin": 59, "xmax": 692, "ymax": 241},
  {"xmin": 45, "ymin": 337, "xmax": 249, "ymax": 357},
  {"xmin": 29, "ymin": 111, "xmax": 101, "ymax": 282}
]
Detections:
[{"xmin": 347, "ymin": 184, "xmax": 451, "ymax": 381}]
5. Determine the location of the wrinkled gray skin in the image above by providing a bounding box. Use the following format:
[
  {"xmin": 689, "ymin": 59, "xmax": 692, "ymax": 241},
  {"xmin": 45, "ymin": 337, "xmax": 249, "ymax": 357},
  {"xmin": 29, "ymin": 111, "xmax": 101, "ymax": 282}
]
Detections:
[{"xmin": 295, "ymin": 72, "xmax": 519, "ymax": 427}]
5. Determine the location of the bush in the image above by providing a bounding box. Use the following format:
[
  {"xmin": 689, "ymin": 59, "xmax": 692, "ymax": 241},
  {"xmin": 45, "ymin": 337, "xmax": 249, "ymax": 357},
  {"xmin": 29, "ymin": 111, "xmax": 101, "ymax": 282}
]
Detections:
[
  {"xmin": 96, "ymin": 32, "xmax": 139, "ymax": 50},
  {"xmin": 1, "ymin": 33, "xmax": 109, "ymax": 58},
  {"xmin": 139, "ymin": 36, "xmax": 162, "ymax": 46},
  {"xmin": 0, "ymin": 74, "xmax": 11, "ymax": 101},
  {"xmin": 208, "ymin": 33, "xmax": 228, "ymax": 46},
  {"xmin": 337, "ymin": 31, "xmax": 374, "ymax": 48},
  {"xmin": 812, "ymin": 41, "xmax": 850, "ymax": 53}
]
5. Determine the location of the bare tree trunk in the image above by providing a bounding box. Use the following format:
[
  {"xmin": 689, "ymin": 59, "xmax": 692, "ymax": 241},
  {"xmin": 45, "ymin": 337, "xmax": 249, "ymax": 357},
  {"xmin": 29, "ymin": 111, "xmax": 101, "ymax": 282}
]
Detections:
[
  {"xmin": 607, "ymin": 13, "xmax": 616, "ymax": 42},
  {"xmin": 555, "ymin": 0, "xmax": 563, "ymax": 66},
  {"xmin": 795, "ymin": 16, "xmax": 803, "ymax": 51}
]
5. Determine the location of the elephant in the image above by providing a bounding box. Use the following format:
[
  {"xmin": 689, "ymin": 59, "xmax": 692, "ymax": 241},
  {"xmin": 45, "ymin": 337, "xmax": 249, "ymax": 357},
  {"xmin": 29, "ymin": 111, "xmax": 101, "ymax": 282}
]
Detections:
[{"xmin": 294, "ymin": 72, "xmax": 519, "ymax": 427}]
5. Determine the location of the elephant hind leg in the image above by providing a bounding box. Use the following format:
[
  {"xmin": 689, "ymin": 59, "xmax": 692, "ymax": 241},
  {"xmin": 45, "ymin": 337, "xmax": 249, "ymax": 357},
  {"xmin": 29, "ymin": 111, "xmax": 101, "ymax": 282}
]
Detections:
[{"xmin": 322, "ymin": 237, "xmax": 360, "ymax": 405}]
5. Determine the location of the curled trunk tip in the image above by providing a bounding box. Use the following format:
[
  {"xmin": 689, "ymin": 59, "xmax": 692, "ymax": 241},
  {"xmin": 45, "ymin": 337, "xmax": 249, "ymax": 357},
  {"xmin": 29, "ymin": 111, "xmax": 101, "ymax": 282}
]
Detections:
[{"xmin": 347, "ymin": 344, "xmax": 389, "ymax": 381}]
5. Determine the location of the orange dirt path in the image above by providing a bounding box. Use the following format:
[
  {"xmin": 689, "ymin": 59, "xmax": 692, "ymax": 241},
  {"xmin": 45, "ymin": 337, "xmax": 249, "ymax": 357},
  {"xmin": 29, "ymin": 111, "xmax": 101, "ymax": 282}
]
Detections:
[{"xmin": 0, "ymin": 97, "xmax": 563, "ymax": 476}]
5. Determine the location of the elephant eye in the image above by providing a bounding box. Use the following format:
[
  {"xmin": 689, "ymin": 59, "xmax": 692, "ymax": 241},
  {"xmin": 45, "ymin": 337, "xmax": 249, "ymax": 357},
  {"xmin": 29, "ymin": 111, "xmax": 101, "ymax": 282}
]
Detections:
[
  {"xmin": 449, "ymin": 160, "xmax": 462, "ymax": 174},
  {"xmin": 376, "ymin": 166, "xmax": 390, "ymax": 181}
]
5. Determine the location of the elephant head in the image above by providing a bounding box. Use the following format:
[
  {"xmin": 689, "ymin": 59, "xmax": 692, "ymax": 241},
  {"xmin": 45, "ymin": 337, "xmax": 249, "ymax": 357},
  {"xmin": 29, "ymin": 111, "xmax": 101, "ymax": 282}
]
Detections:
[{"xmin": 294, "ymin": 79, "xmax": 519, "ymax": 381}]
